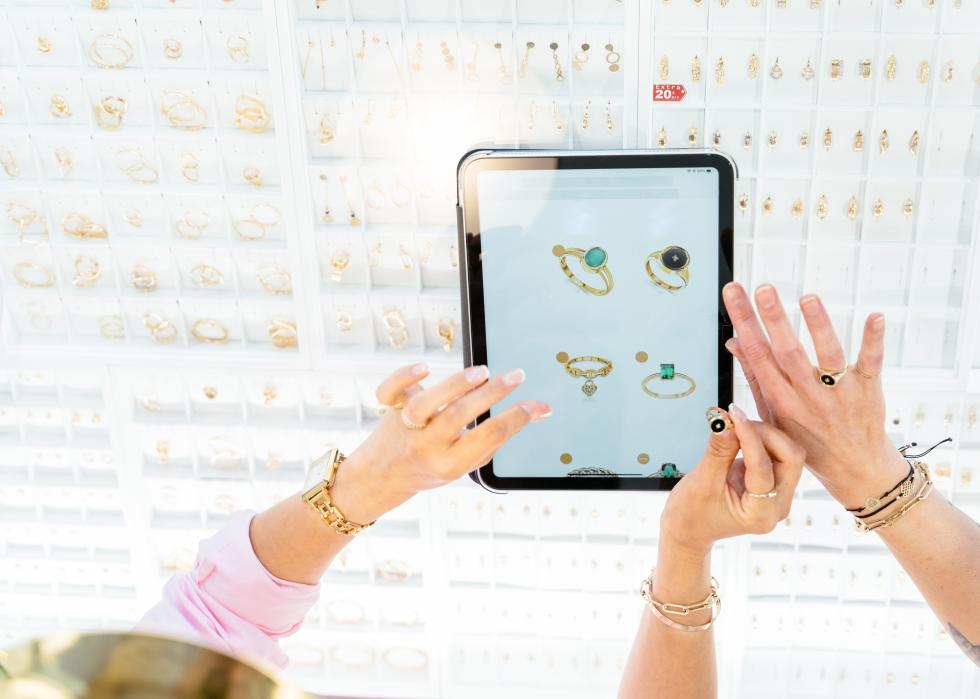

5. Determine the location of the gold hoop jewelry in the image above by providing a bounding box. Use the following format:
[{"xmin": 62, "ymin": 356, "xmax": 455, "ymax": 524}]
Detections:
[
  {"xmin": 163, "ymin": 38, "xmax": 182, "ymax": 59},
  {"xmin": 641, "ymin": 363, "xmax": 696, "ymax": 399},
  {"xmin": 383, "ymin": 308, "xmax": 408, "ymax": 348},
  {"xmin": 72, "ymin": 255, "xmax": 102, "ymax": 287},
  {"xmin": 115, "ymin": 148, "xmax": 159, "ymax": 184},
  {"xmin": 54, "ymin": 147, "xmax": 73, "ymax": 176},
  {"xmin": 559, "ymin": 352, "xmax": 613, "ymax": 396},
  {"xmin": 401, "ymin": 409, "xmax": 428, "ymax": 431},
  {"xmin": 335, "ymin": 310, "xmax": 353, "ymax": 332},
  {"xmin": 256, "ymin": 264, "xmax": 292, "ymax": 295},
  {"xmin": 853, "ymin": 364, "xmax": 878, "ymax": 380},
  {"xmin": 49, "ymin": 94, "xmax": 72, "ymax": 119},
  {"xmin": 125, "ymin": 209, "xmax": 143, "ymax": 227},
  {"xmin": 160, "ymin": 91, "xmax": 207, "ymax": 131},
  {"xmin": 747, "ymin": 488, "xmax": 778, "ymax": 499},
  {"xmin": 94, "ymin": 95, "xmax": 127, "ymax": 130},
  {"xmin": 242, "ymin": 166, "xmax": 262, "ymax": 187},
  {"xmin": 365, "ymin": 181, "xmax": 385, "ymax": 209},
  {"xmin": 7, "ymin": 202, "xmax": 41, "ymax": 229},
  {"xmin": 321, "ymin": 253, "xmax": 348, "ymax": 287},
  {"xmin": 37, "ymin": 35, "xmax": 53, "ymax": 53},
  {"xmin": 706, "ymin": 406, "xmax": 732, "ymax": 433},
  {"xmin": 437, "ymin": 318, "xmax": 454, "ymax": 352},
  {"xmin": 318, "ymin": 113, "xmax": 335, "ymax": 144},
  {"xmin": 552, "ymin": 244, "xmax": 613, "ymax": 296},
  {"xmin": 129, "ymin": 264, "xmax": 158, "ymax": 292},
  {"xmin": 88, "ymin": 33, "xmax": 134, "ymax": 69},
  {"xmin": 226, "ymin": 35, "xmax": 250, "ymax": 64},
  {"xmin": 645, "ymin": 245, "xmax": 691, "ymax": 292},
  {"xmin": 62, "ymin": 212, "xmax": 107, "ymax": 239},
  {"xmin": 175, "ymin": 211, "xmax": 210, "ymax": 239},
  {"xmin": 142, "ymin": 313, "xmax": 177, "ymax": 344},
  {"xmin": 190, "ymin": 264, "xmax": 224, "ymax": 288},
  {"xmin": 818, "ymin": 365, "xmax": 848, "ymax": 386},
  {"xmin": 178, "ymin": 152, "xmax": 200, "ymax": 182},
  {"xmin": 91, "ymin": 0, "xmax": 110, "ymax": 9},
  {"xmin": 191, "ymin": 318, "xmax": 230, "ymax": 344},
  {"xmin": 250, "ymin": 202, "xmax": 281, "ymax": 227},
  {"xmin": 233, "ymin": 218, "xmax": 267, "ymax": 241},
  {"xmin": 13, "ymin": 261, "xmax": 54, "ymax": 288},
  {"xmin": 267, "ymin": 319, "xmax": 298, "ymax": 348},
  {"xmin": 99, "ymin": 315, "xmax": 125, "ymax": 340},
  {"xmin": 234, "ymin": 95, "xmax": 270, "ymax": 133},
  {"xmin": 0, "ymin": 147, "xmax": 18, "ymax": 178}
]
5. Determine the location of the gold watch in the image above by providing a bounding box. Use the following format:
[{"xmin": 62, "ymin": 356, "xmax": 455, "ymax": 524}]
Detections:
[{"xmin": 302, "ymin": 448, "xmax": 374, "ymax": 536}]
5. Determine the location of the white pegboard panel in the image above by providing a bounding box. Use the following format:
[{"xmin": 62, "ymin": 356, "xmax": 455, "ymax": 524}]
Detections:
[{"xmin": 0, "ymin": 1, "xmax": 979, "ymax": 698}]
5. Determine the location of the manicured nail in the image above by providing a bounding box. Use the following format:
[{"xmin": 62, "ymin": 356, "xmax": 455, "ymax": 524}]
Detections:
[
  {"xmin": 872, "ymin": 314, "xmax": 885, "ymax": 331},
  {"xmin": 502, "ymin": 368, "xmax": 526, "ymax": 386},
  {"xmin": 725, "ymin": 338, "xmax": 738, "ymax": 353},
  {"xmin": 755, "ymin": 284, "xmax": 776, "ymax": 309},
  {"xmin": 705, "ymin": 406, "xmax": 732, "ymax": 434},
  {"xmin": 728, "ymin": 403, "xmax": 748, "ymax": 423},
  {"xmin": 800, "ymin": 294, "xmax": 819, "ymax": 310},
  {"xmin": 464, "ymin": 365, "xmax": 489, "ymax": 383},
  {"xmin": 411, "ymin": 363, "xmax": 429, "ymax": 376},
  {"xmin": 723, "ymin": 282, "xmax": 742, "ymax": 300},
  {"xmin": 521, "ymin": 402, "xmax": 552, "ymax": 422}
]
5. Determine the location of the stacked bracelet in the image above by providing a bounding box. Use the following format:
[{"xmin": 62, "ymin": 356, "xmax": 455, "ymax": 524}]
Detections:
[
  {"xmin": 639, "ymin": 571, "xmax": 721, "ymax": 633},
  {"xmin": 853, "ymin": 461, "xmax": 933, "ymax": 533},
  {"xmin": 849, "ymin": 461, "xmax": 915, "ymax": 519}
]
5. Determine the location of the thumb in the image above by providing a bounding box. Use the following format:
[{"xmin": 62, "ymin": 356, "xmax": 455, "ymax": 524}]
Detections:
[{"xmin": 698, "ymin": 406, "xmax": 739, "ymax": 473}]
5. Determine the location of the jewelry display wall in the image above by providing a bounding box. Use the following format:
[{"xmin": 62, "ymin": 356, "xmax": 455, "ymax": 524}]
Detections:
[{"xmin": 0, "ymin": 1, "xmax": 979, "ymax": 698}]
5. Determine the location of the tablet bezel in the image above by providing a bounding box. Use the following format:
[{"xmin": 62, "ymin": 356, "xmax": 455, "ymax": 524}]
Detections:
[{"xmin": 457, "ymin": 149, "xmax": 737, "ymax": 492}]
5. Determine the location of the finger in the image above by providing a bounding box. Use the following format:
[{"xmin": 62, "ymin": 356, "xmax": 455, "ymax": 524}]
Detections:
[
  {"xmin": 375, "ymin": 362, "xmax": 430, "ymax": 406},
  {"xmin": 726, "ymin": 338, "xmax": 772, "ymax": 422},
  {"xmin": 402, "ymin": 365, "xmax": 490, "ymax": 427},
  {"xmin": 753, "ymin": 421, "xmax": 806, "ymax": 492},
  {"xmin": 450, "ymin": 401, "xmax": 551, "ymax": 475},
  {"xmin": 697, "ymin": 406, "xmax": 740, "ymax": 475},
  {"xmin": 431, "ymin": 368, "xmax": 527, "ymax": 438},
  {"xmin": 855, "ymin": 313, "xmax": 885, "ymax": 380},
  {"xmin": 729, "ymin": 404, "xmax": 774, "ymax": 495},
  {"xmin": 722, "ymin": 283, "xmax": 794, "ymax": 404},
  {"xmin": 754, "ymin": 285, "xmax": 824, "ymax": 392},
  {"xmin": 799, "ymin": 295, "xmax": 847, "ymax": 375}
]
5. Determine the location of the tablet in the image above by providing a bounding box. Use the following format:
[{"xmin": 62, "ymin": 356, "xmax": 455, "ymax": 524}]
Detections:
[{"xmin": 457, "ymin": 149, "xmax": 736, "ymax": 492}]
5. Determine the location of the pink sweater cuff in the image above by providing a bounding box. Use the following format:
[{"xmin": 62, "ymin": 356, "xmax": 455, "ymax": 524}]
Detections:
[{"xmin": 136, "ymin": 510, "xmax": 319, "ymax": 669}]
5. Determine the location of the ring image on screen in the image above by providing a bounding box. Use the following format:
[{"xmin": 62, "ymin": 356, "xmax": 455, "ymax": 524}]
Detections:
[{"xmin": 457, "ymin": 150, "xmax": 735, "ymax": 491}]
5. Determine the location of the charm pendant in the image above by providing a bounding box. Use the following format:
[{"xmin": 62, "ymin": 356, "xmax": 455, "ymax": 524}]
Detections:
[{"xmin": 582, "ymin": 379, "xmax": 598, "ymax": 396}]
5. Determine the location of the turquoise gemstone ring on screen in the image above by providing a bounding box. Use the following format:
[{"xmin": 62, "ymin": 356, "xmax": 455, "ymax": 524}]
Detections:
[{"xmin": 552, "ymin": 244, "xmax": 614, "ymax": 296}]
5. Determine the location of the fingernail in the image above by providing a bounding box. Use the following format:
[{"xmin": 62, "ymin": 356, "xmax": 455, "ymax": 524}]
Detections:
[
  {"xmin": 464, "ymin": 365, "xmax": 489, "ymax": 383},
  {"xmin": 728, "ymin": 402, "xmax": 748, "ymax": 422},
  {"xmin": 521, "ymin": 402, "xmax": 552, "ymax": 422},
  {"xmin": 723, "ymin": 282, "xmax": 742, "ymax": 300},
  {"xmin": 800, "ymin": 294, "xmax": 819, "ymax": 310},
  {"xmin": 502, "ymin": 368, "xmax": 526, "ymax": 386},
  {"xmin": 755, "ymin": 284, "xmax": 776, "ymax": 309},
  {"xmin": 725, "ymin": 338, "xmax": 738, "ymax": 354},
  {"xmin": 872, "ymin": 314, "xmax": 885, "ymax": 330},
  {"xmin": 412, "ymin": 363, "xmax": 429, "ymax": 376},
  {"xmin": 705, "ymin": 406, "xmax": 732, "ymax": 434}
]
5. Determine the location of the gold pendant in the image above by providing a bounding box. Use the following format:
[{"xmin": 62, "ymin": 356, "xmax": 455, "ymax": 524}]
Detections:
[
  {"xmin": 886, "ymin": 55, "xmax": 897, "ymax": 81},
  {"xmin": 918, "ymin": 60, "xmax": 929, "ymax": 84},
  {"xmin": 715, "ymin": 57, "xmax": 725, "ymax": 84},
  {"xmin": 852, "ymin": 130, "xmax": 864, "ymax": 152},
  {"xmin": 847, "ymin": 196, "xmax": 858, "ymax": 220},
  {"xmin": 768, "ymin": 129, "xmax": 778, "ymax": 147},
  {"xmin": 872, "ymin": 198, "xmax": 884, "ymax": 217},
  {"xmin": 657, "ymin": 126, "xmax": 667, "ymax": 147},
  {"xmin": 801, "ymin": 59, "xmax": 815, "ymax": 81},
  {"xmin": 660, "ymin": 55, "xmax": 669, "ymax": 81},
  {"xmin": 770, "ymin": 57, "xmax": 783, "ymax": 80},
  {"xmin": 791, "ymin": 198, "xmax": 803, "ymax": 218},
  {"xmin": 830, "ymin": 58, "xmax": 843, "ymax": 80},
  {"xmin": 762, "ymin": 196, "xmax": 774, "ymax": 215},
  {"xmin": 691, "ymin": 55, "xmax": 702, "ymax": 81},
  {"xmin": 816, "ymin": 194, "xmax": 828, "ymax": 220},
  {"xmin": 903, "ymin": 198, "xmax": 914, "ymax": 216},
  {"xmin": 799, "ymin": 131, "xmax": 809, "ymax": 149},
  {"xmin": 909, "ymin": 130, "xmax": 920, "ymax": 154},
  {"xmin": 747, "ymin": 53, "xmax": 759, "ymax": 80},
  {"xmin": 879, "ymin": 129, "xmax": 890, "ymax": 154},
  {"xmin": 823, "ymin": 127, "xmax": 833, "ymax": 150}
]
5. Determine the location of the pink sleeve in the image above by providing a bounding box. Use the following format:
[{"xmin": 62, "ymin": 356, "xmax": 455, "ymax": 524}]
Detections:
[{"xmin": 135, "ymin": 510, "xmax": 319, "ymax": 670}]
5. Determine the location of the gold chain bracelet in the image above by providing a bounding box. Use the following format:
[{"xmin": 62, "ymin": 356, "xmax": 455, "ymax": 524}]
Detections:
[
  {"xmin": 854, "ymin": 461, "xmax": 933, "ymax": 533},
  {"xmin": 640, "ymin": 571, "xmax": 721, "ymax": 633}
]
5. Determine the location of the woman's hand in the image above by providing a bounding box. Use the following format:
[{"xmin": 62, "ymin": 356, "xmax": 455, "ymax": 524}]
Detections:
[
  {"xmin": 330, "ymin": 363, "xmax": 552, "ymax": 522},
  {"xmin": 721, "ymin": 282, "xmax": 907, "ymax": 509},
  {"xmin": 659, "ymin": 405, "xmax": 805, "ymax": 557}
]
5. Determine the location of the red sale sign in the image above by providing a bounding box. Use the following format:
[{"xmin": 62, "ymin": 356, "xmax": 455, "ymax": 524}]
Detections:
[{"xmin": 652, "ymin": 84, "xmax": 687, "ymax": 102}]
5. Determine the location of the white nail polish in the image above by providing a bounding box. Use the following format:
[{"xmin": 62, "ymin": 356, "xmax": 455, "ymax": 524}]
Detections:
[
  {"xmin": 465, "ymin": 365, "xmax": 489, "ymax": 383},
  {"xmin": 502, "ymin": 368, "xmax": 526, "ymax": 386}
]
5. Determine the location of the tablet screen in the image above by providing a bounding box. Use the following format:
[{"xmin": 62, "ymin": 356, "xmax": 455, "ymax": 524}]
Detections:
[{"xmin": 463, "ymin": 154, "xmax": 733, "ymax": 488}]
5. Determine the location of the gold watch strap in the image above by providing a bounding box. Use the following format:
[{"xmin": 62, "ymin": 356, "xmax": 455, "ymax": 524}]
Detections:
[{"xmin": 303, "ymin": 449, "xmax": 374, "ymax": 536}]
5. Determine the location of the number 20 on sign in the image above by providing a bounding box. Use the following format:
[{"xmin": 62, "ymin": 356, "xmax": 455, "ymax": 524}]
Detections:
[{"xmin": 653, "ymin": 84, "xmax": 687, "ymax": 102}]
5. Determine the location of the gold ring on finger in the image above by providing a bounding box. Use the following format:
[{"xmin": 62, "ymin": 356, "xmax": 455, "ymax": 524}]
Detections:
[
  {"xmin": 852, "ymin": 365, "xmax": 877, "ymax": 380},
  {"xmin": 401, "ymin": 410, "xmax": 428, "ymax": 431},
  {"xmin": 817, "ymin": 365, "xmax": 847, "ymax": 387},
  {"xmin": 746, "ymin": 489, "xmax": 778, "ymax": 499}
]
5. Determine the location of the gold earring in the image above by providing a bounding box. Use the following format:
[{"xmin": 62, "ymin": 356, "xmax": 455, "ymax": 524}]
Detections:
[
  {"xmin": 572, "ymin": 41, "xmax": 589, "ymax": 70},
  {"xmin": 495, "ymin": 41, "xmax": 513, "ymax": 84},
  {"xmin": 903, "ymin": 198, "xmax": 914, "ymax": 216},
  {"xmin": 659, "ymin": 55, "xmax": 669, "ymax": 81},
  {"xmin": 799, "ymin": 131, "xmax": 809, "ymax": 148},
  {"xmin": 125, "ymin": 209, "xmax": 143, "ymax": 227},
  {"xmin": 768, "ymin": 129, "xmax": 777, "ymax": 147},
  {"xmin": 908, "ymin": 130, "xmax": 920, "ymax": 154},
  {"xmin": 179, "ymin": 152, "xmax": 200, "ymax": 182},
  {"xmin": 762, "ymin": 196, "xmax": 774, "ymax": 215},
  {"xmin": 365, "ymin": 180, "xmax": 385, "ymax": 209},
  {"xmin": 605, "ymin": 42, "xmax": 621, "ymax": 72},
  {"xmin": 227, "ymin": 35, "xmax": 250, "ymax": 64},
  {"xmin": 519, "ymin": 41, "xmax": 534, "ymax": 78},
  {"xmin": 859, "ymin": 59, "xmax": 872, "ymax": 80},
  {"xmin": 801, "ymin": 59, "xmax": 815, "ymax": 81},
  {"xmin": 918, "ymin": 60, "xmax": 929, "ymax": 84},
  {"xmin": 791, "ymin": 198, "xmax": 803, "ymax": 218},
  {"xmin": 886, "ymin": 55, "xmax": 897, "ymax": 80},
  {"xmin": 747, "ymin": 53, "xmax": 759, "ymax": 79},
  {"xmin": 742, "ymin": 131, "xmax": 752, "ymax": 149},
  {"xmin": 713, "ymin": 129, "xmax": 721, "ymax": 146},
  {"xmin": 94, "ymin": 95, "xmax": 127, "ymax": 130},
  {"xmin": 129, "ymin": 264, "xmax": 158, "ymax": 292},
  {"xmin": 72, "ymin": 255, "xmax": 102, "ymax": 287},
  {"xmin": 823, "ymin": 127, "xmax": 833, "ymax": 150},
  {"xmin": 852, "ymin": 130, "xmax": 864, "ymax": 152},
  {"xmin": 943, "ymin": 60, "xmax": 953, "ymax": 83},
  {"xmin": 657, "ymin": 126, "xmax": 667, "ymax": 147},
  {"xmin": 437, "ymin": 318, "xmax": 454, "ymax": 352},
  {"xmin": 234, "ymin": 95, "xmax": 270, "ymax": 133},
  {"xmin": 715, "ymin": 56, "xmax": 725, "ymax": 83},
  {"xmin": 550, "ymin": 42, "xmax": 564, "ymax": 81},
  {"xmin": 336, "ymin": 310, "xmax": 354, "ymax": 332},
  {"xmin": 243, "ymin": 166, "xmax": 262, "ymax": 187},
  {"xmin": 872, "ymin": 198, "xmax": 884, "ymax": 217},
  {"xmin": 581, "ymin": 99, "xmax": 591, "ymax": 129},
  {"xmin": 54, "ymin": 146, "xmax": 73, "ymax": 176},
  {"xmin": 160, "ymin": 91, "xmax": 208, "ymax": 131},
  {"xmin": 816, "ymin": 194, "xmax": 828, "ymax": 220},
  {"xmin": 37, "ymin": 35, "xmax": 53, "ymax": 53},
  {"xmin": 528, "ymin": 100, "xmax": 536, "ymax": 131},
  {"xmin": 0, "ymin": 147, "xmax": 18, "ymax": 178},
  {"xmin": 88, "ymin": 33, "xmax": 134, "ymax": 69},
  {"xmin": 49, "ymin": 94, "xmax": 72, "ymax": 118},
  {"xmin": 268, "ymin": 319, "xmax": 297, "ymax": 349},
  {"xmin": 383, "ymin": 308, "xmax": 409, "ymax": 348},
  {"xmin": 339, "ymin": 175, "xmax": 360, "ymax": 225},
  {"xmin": 769, "ymin": 57, "xmax": 783, "ymax": 79},
  {"xmin": 551, "ymin": 100, "xmax": 564, "ymax": 131},
  {"xmin": 190, "ymin": 264, "xmax": 224, "ymax": 288},
  {"xmin": 691, "ymin": 55, "xmax": 701, "ymax": 81},
  {"xmin": 847, "ymin": 195, "xmax": 858, "ymax": 220},
  {"xmin": 605, "ymin": 100, "xmax": 614, "ymax": 132},
  {"xmin": 688, "ymin": 126, "xmax": 698, "ymax": 146},
  {"xmin": 256, "ymin": 264, "xmax": 292, "ymax": 296},
  {"xmin": 738, "ymin": 193, "xmax": 749, "ymax": 213},
  {"xmin": 163, "ymin": 38, "xmax": 182, "ymax": 59},
  {"xmin": 830, "ymin": 58, "xmax": 843, "ymax": 80},
  {"xmin": 440, "ymin": 40, "xmax": 457, "ymax": 71},
  {"xmin": 879, "ymin": 129, "xmax": 890, "ymax": 154},
  {"xmin": 330, "ymin": 249, "xmax": 350, "ymax": 282}
]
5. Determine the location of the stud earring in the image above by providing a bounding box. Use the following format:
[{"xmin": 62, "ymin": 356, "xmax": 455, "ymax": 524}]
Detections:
[
  {"xmin": 715, "ymin": 56, "xmax": 725, "ymax": 83},
  {"xmin": 713, "ymin": 129, "xmax": 722, "ymax": 146},
  {"xmin": 799, "ymin": 131, "xmax": 809, "ymax": 148},
  {"xmin": 903, "ymin": 198, "xmax": 914, "ymax": 216},
  {"xmin": 853, "ymin": 130, "xmax": 864, "ymax": 152},
  {"xmin": 847, "ymin": 195, "xmax": 858, "ymax": 220},
  {"xmin": 769, "ymin": 57, "xmax": 783, "ymax": 79},
  {"xmin": 816, "ymin": 194, "xmax": 828, "ymax": 220},
  {"xmin": 605, "ymin": 100, "xmax": 614, "ymax": 132},
  {"xmin": 768, "ymin": 130, "xmax": 778, "ymax": 147},
  {"xmin": 743, "ymin": 131, "xmax": 752, "ymax": 149},
  {"xmin": 605, "ymin": 42, "xmax": 621, "ymax": 72},
  {"xmin": 738, "ymin": 193, "xmax": 749, "ymax": 213},
  {"xmin": 791, "ymin": 198, "xmax": 803, "ymax": 218},
  {"xmin": 659, "ymin": 54, "xmax": 669, "ymax": 81},
  {"xmin": 879, "ymin": 129, "xmax": 890, "ymax": 154},
  {"xmin": 762, "ymin": 196, "xmax": 774, "ymax": 215},
  {"xmin": 801, "ymin": 59, "xmax": 815, "ymax": 81},
  {"xmin": 691, "ymin": 55, "xmax": 701, "ymax": 81},
  {"xmin": 747, "ymin": 53, "xmax": 759, "ymax": 80},
  {"xmin": 519, "ymin": 41, "xmax": 534, "ymax": 79},
  {"xmin": 688, "ymin": 126, "xmax": 698, "ymax": 146},
  {"xmin": 549, "ymin": 41, "xmax": 564, "ymax": 81},
  {"xmin": 943, "ymin": 60, "xmax": 953, "ymax": 83},
  {"xmin": 581, "ymin": 99, "xmax": 591, "ymax": 129}
]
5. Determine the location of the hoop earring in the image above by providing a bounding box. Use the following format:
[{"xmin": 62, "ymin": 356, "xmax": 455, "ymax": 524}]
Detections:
[{"xmin": 605, "ymin": 42, "xmax": 621, "ymax": 73}]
